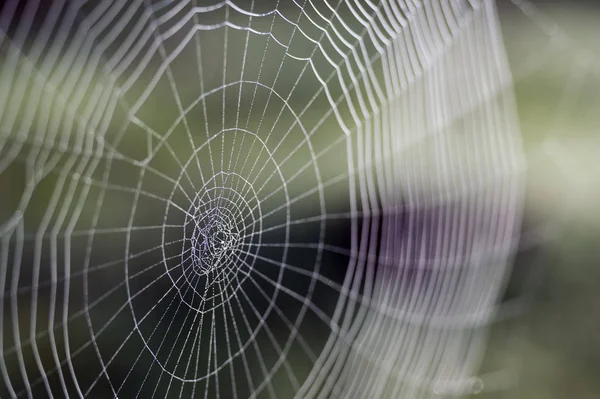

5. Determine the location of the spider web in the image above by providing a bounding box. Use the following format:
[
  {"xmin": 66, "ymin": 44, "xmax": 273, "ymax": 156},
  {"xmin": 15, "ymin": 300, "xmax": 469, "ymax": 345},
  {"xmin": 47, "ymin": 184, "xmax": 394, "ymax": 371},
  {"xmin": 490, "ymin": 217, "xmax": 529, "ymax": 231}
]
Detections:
[{"xmin": 0, "ymin": 0, "xmax": 529, "ymax": 398}]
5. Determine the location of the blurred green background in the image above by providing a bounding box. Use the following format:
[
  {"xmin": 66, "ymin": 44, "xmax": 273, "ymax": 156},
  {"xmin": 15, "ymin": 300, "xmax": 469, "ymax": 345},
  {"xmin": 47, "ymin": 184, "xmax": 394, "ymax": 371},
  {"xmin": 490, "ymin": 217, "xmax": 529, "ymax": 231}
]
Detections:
[{"xmin": 487, "ymin": 1, "xmax": 600, "ymax": 398}]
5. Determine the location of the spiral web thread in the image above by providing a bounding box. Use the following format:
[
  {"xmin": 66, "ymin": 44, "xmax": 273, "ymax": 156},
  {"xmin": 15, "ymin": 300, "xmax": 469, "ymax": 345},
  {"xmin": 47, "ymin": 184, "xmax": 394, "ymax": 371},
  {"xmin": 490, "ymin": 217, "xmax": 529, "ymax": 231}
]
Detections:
[{"xmin": 0, "ymin": 0, "xmax": 529, "ymax": 398}]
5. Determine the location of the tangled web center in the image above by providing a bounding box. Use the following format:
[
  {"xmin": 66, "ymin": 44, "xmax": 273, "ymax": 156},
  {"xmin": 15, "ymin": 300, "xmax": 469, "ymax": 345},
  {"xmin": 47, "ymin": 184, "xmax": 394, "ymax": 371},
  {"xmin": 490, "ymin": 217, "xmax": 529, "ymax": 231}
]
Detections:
[{"xmin": 191, "ymin": 210, "xmax": 241, "ymax": 275}]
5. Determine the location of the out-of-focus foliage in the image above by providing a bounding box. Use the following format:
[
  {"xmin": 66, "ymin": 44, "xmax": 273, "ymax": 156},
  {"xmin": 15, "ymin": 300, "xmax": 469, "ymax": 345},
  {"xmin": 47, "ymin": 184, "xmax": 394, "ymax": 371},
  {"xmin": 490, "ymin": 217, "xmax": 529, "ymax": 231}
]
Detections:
[{"xmin": 492, "ymin": 2, "xmax": 600, "ymax": 398}]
